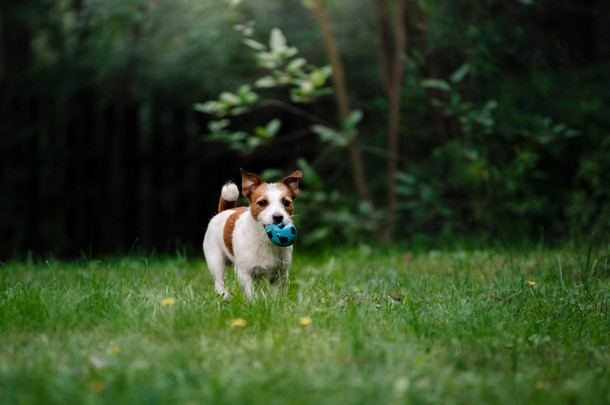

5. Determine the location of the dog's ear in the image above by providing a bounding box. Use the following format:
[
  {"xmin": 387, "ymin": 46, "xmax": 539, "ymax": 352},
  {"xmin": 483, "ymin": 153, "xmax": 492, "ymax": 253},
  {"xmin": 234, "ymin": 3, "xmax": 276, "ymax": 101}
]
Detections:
[
  {"xmin": 282, "ymin": 170, "xmax": 303, "ymax": 198},
  {"xmin": 241, "ymin": 169, "xmax": 263, "ymax": 199}
]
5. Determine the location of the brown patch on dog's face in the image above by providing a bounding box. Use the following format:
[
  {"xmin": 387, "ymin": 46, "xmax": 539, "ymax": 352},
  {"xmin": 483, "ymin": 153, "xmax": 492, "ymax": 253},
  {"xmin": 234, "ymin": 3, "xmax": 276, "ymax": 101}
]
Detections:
[
  {"xmin": 276, "ymin": 183, "xmax": 294, "ymax": 216},
  {"xmin": 248, "ymin": 183, "xmax": 269, "ymax": 222}
]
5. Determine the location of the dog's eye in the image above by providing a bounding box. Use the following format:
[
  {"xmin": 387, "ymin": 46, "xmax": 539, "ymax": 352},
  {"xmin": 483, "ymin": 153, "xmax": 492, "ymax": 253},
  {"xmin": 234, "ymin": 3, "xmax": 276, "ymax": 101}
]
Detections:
[
  {"xmin": 282, "ymin": 199, "xmax": 291, "ymax": 207},
  {"xmin": 257, "ymin": 200, "xmax": 268, "ymax": 207}
]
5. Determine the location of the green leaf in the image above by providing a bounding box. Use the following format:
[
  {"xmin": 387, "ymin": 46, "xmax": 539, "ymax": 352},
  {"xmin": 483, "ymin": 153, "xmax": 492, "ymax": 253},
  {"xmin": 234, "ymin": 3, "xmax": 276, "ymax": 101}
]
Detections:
[
  {"xmin": 396, "ymin": 171, "xmax": 416, "ymax": 185},
  {"xmin": 309, "ymin": 68, "xmax": 328, "ymax": 87},
  {"xmin": 254, "ymin": 76, "xmax": 277, "ymax": 88},
  {"xmin": 284, "ymin": 46, "xmax": 299, "ymax": 59},
  {"xmin": 243, "ymin": 38, "xmax": 266, "ymax": 51},
  {"xmin": 290, "ymin": 92, "xmax": 305, "ymax": 103},
  {"xmin": 254, "ymin": 126, "xmax": 267, "ymax": 138},
  {"xmin": 564, "ymin": 129, "xmax": 582, "ymax": 138},
  {"xmin": 237, "ymin": 84, "xmax": 252, "ymax": 95},
  {"xmin": 358, "ymin": 201, "xmax": 374, "ymax": 215},
  {"xmin": 219, "ymin": 92, "xmax": 241, "ymax": 106},
  {"xmin": 300, "ymin": 80, "xmax": 314, "ymax": 93},
  {"xmin": 253, "ymin": 119, "xmax": 281, "ymax": 140},
  {"xmin": 229, "ymin": 106, "xmax": 248, "ymax": 116},
  {"xmin": 320, "ymin": 65, "xmax": 332, "ymax": 77},
  {"xmin": 296, "ymin": 157, "xmax": 323, "ymax": 188},
  {"xmin": 265, "ymin": 118, "xmax": 281, "ymax": 137},
  {"xmin": 314, "ymin": 87, "xmax": 333, "ymax": 98},
  {"xmin": 269, "ymin": 28, "xmax": 287, "ymax": 52},
  {"xmin": 257, "ymin": 52, "xmax": 279, "ymax": 69},
  {"xmin": 237, "ymin": 85, "xmax": 259, "ymax": 104},
  {"xmin": 286, "ymin": 58, "xmax": 306, "ymax": 73},
  {"xmin": 450, "ymin": 63, "xmax": 470, "ymax": 84},
  {"xmin": 194, "ymin": 101, "xmax": 226, "ymax": 116},
  {"xmin": 552, "ymin": 123, "xmax": 567, "ymax": 134},
  {"xmin": 421, "ymin": 79, "xmax": 452, "ymax": 92},
  {"xmin": 343, "ymin": 110, "xmax": 363, "ymax": 130},
  {"xmin": 207, "ymin": 119, "xmax": 230, "ymax": 132},
  {"xmin": 247, "ymin": 136, "xmax": 264, "ymax": 151},
  {"xmin": 234, "ymin": 22, "xmax": 255, "ymax": 37},
  {"xmin": 242, "ymin": 92, "xmax": 259, "ymax": 105},
  {"xmin": 194, "ymin": 102, "xmax": 214, "ymax": 114},
  {"xmin": 277, "ymin": 72, "xmax": 293, "ymax": 85},
  {"xmin": 484, "ymin": 99, "xmax": 498, "ymax": 110},
  {"xmin": 311, "ymin": 125, "xmax": 349, "ymax": 147}
]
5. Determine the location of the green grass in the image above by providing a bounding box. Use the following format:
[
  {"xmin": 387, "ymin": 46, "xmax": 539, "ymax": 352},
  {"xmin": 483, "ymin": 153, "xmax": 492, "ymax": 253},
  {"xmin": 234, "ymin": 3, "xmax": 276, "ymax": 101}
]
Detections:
[{"xmin": 1, "ymin": 246, "xmax": 609, "ymax": 404}]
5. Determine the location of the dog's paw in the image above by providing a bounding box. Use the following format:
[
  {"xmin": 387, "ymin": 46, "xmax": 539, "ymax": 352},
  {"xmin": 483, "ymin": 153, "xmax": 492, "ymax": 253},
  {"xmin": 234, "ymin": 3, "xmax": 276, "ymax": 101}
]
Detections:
[{"xmin": 221, "ymin": 183, "xmax": 239, "ymax": 202}]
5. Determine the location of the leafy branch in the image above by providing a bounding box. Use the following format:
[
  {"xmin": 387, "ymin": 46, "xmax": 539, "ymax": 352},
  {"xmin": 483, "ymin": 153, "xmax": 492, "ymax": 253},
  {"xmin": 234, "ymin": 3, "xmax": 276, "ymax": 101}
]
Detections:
[{"xmin": 194, "ymin": 25, "xmax": 350, "ymax": 155}]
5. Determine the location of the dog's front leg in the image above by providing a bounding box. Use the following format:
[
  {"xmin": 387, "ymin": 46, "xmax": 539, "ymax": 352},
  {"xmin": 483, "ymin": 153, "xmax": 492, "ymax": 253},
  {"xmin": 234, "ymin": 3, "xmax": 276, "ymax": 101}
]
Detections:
[
  {"xmin": 236, "ymin": 267, "xmax": 255, "ymax": 299},
  {"xmin": 270, "ymin": 268, "xmax": 289, "ymax": 296}
]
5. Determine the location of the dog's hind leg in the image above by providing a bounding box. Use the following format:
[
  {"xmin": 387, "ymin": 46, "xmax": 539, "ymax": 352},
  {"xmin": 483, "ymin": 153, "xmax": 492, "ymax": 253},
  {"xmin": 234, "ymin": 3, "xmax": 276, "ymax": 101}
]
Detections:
[{"xmin": 270, "ymin": 269, "xmax": 289, "ymax": 296}]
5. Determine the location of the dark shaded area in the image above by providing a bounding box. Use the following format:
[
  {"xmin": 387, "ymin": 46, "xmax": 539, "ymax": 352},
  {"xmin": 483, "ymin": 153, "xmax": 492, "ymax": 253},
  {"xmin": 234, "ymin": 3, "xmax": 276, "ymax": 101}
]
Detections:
[{"xmin": 1, "ymin": 0, "xmax": 609, "ymax": 258}]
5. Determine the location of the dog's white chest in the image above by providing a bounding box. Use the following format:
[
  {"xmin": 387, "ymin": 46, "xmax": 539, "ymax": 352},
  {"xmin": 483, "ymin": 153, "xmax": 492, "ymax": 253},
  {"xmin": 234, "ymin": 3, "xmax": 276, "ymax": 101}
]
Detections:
[{"xmin": 233, "ymin": 217, "xmax": 292, "ymax": 273}]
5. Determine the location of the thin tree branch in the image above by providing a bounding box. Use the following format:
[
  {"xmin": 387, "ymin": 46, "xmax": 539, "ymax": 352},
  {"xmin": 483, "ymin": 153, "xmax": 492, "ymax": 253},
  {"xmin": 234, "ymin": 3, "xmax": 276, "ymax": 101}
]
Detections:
[
  {"xmin": 256, "ymin": 99, "xmax": 336, "ymax": 128},
  {"xmin": 386, "ymin": 0, "xmax": 407, "ymax": 240},
  {"xmin": 308, "ymin": 0, "xmax": 372, "ymax": 205}
]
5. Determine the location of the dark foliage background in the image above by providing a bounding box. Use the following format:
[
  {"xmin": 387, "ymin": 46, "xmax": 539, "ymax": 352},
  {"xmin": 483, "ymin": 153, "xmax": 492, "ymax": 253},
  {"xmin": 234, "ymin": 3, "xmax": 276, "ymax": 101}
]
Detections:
[{"xmin": 1, "ymin": 0, "xmax": 609, "ymax": 258}]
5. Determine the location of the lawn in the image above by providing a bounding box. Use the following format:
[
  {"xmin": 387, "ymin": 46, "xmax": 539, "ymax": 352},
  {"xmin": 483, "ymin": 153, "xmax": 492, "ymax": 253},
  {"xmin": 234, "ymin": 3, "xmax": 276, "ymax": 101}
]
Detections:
[{"xmin": 1, "ymin": 246, "xmax": 609, "ymax": 404}]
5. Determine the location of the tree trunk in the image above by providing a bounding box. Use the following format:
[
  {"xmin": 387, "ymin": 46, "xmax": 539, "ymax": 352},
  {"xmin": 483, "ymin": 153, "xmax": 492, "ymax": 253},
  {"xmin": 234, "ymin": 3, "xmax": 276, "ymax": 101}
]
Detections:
[
  {"xmin": 376, "ymin": 0, "xmax": 407, "ymax": 240},
  {"xmin": 375, "ymin": 0, "xmax": 394, "ymax": 96},
  {"xmin": 412, "ymin": 2, "xmax": 450, "ymax": 147},
  {"xmin": 308, "ymin": 0, "xmax": 372, "ymax": 206}
]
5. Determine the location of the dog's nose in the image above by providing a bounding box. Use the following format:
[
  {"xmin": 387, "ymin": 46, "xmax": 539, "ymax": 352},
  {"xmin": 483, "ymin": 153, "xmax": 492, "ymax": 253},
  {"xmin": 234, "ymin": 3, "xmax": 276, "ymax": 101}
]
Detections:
[{"xmin": 272, "ymin": 214, "xmax": 284, "ymax": 225}]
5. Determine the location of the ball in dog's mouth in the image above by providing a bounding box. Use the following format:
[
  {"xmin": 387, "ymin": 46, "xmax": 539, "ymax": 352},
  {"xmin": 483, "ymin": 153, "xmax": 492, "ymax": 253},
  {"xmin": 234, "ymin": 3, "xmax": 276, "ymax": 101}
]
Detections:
[{"xmin": 265, "ymin": 223, "xmax": 297, "ymax": 246}]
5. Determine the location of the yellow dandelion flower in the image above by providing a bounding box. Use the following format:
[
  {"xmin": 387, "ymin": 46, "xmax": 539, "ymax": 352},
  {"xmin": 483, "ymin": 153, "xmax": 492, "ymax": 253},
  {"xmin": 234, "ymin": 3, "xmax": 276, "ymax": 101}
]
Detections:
[
  {"xmin": 109, "ymin": 344, "xmax": 121, "ymax": 355},
  {"xmin": 299, "ymin": 316, "xmax": 313, "ymax": 326},
  {"xmin": 527, "ymin": 280, "xmax": 536, "ymax": 286},
  {"xmin": 230, "ymin": 318, "xmax": 247, "ymax": 327},
  {"xmin": 90, "ymin": 379, "xmax": 105, "ymax": 394},
  {"xmin": 161, "ymin": 297, "xmax": 176, "ymax": 306}
]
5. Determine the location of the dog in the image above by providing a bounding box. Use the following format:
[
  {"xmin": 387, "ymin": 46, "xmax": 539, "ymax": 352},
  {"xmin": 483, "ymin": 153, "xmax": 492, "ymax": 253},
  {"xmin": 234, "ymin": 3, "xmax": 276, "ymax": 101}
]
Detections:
[{"xmin": 203, "ymin": 169, "xmax": 303, "ymax": 299}]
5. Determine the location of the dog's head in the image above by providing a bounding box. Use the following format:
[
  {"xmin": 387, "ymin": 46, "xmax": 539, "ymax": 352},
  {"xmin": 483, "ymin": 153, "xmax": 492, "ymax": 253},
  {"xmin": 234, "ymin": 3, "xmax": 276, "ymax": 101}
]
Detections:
[{"xmin": 240, "ymin": 169, "xmax": 303, "ymax": 227}]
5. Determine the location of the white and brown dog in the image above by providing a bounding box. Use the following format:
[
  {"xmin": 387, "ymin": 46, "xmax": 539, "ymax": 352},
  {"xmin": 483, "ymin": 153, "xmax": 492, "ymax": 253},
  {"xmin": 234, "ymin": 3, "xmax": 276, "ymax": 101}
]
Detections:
[{"xmin": 203, "ymin": 169, "xmax": 303, "ymax": 299}]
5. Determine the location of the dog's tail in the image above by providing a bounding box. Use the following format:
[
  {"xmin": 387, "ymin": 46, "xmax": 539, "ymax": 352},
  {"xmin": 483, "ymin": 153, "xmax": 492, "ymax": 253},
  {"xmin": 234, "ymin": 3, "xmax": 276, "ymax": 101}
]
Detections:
[{"xmin": 218, "ymin": 182, "xmax": 239, "ymax": 213}]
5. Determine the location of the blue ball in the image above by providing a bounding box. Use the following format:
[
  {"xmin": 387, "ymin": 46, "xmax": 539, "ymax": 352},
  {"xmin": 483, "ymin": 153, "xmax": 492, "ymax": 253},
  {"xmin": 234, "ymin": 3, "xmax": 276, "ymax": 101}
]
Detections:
[{"xmin": 265, "ymin": 223, "xmax": 297, "ymax": 247}]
